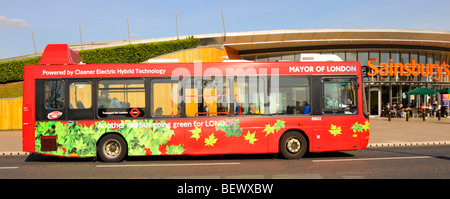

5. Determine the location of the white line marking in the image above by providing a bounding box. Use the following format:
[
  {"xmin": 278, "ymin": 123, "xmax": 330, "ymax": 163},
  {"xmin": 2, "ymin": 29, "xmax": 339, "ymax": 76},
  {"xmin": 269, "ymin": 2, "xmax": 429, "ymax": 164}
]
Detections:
[
  {"xmin": 0, "ymin": 167, "xmax": 18, "ymax": 169},
  {"xmin": 96, "ymin": 162, "xmax": 241, "ymax": 168},
  {"xmin": 312, "ymin": 156, "xmax": 434, "ymax": 163},
  {"xmin": 273, "ymin": 174, "xmax": 323, "ymax": 179}
]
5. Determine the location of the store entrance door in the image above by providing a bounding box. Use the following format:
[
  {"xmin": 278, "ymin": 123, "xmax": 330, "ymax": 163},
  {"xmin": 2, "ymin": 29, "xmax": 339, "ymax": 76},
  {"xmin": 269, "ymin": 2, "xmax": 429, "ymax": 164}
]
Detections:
[{"xmin": 370, "ymin": 88, "xmax": 381, "ymax": 116}]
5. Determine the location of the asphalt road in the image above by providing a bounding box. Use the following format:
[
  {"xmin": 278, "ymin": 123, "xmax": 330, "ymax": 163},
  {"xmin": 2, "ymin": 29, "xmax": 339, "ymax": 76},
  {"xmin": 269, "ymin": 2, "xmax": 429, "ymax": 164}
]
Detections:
[{"xmin": 1, "ymin": 145, "xmax": 448, "ymax": 179}]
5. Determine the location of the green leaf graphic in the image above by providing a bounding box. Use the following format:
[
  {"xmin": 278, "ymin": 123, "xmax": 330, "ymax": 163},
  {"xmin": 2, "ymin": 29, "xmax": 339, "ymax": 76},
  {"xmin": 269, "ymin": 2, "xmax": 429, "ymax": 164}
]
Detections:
[
  {"xmin": 329, "ymin": 124, "xmax": 342, "ymax": 137},
  {"xmin": 205, "ymin": 133, "xmax": 218, "ymax": 147},
  {"xmin": 189, "ymin": 126, "xmax": 202, "ymax": 140},
  {"xmin": 263, "ymin": 120, "xmax": 286, "ymax": 137},
  {"xmin": 215, "ymin": 119, "xmax": 243, "ymax": 137},
  {"xmin": 244, "ymin": 131, "xmax": 258, "ymax": 145},
  {"xmin": 166, "ymin": 144, "xmax": 185, "ymax": 155}
]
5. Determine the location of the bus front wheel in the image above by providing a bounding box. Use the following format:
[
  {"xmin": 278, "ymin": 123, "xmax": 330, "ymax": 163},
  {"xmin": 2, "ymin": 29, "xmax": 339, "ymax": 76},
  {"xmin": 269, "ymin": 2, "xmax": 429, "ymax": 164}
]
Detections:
[
  {"xmin": 97, "ymin": 134, "xmax": 127, "ymax": 162},
  {"xmin": 279, "ymin": 131, "xmax": 308, "ymax": 159}
]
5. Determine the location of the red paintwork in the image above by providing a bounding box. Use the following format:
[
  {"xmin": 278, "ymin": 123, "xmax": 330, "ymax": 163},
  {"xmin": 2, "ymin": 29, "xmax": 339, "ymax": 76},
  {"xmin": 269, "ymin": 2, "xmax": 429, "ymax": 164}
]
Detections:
[
  {"xmin": 23, "ymin": 44, "xmax": 369, "ymax": 156},
  {"xmin": 38, "ymin": 44, "xmax": 82, "ymax": 65}
]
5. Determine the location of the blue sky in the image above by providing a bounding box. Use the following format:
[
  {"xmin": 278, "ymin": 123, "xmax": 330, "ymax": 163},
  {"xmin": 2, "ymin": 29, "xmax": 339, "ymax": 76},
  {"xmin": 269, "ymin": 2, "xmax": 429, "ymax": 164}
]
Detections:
[{"xmin": 1, "ymin": 0, "xmax": 449, "ymax": 59}]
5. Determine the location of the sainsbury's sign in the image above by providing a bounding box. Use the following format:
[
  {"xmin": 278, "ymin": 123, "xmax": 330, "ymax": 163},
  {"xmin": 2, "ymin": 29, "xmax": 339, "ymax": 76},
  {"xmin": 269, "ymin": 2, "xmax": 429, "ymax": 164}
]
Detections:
[{"xmin": 367, "ymin": 59, "xmax": 450, "ymax": 81}]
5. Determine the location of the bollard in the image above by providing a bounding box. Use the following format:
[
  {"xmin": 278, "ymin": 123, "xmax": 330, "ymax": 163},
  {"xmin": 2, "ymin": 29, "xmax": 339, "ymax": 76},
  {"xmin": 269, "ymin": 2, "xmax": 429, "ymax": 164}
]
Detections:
[
  {"xmin": 406, "ymin": 110, "xmax": 409, "ymax": 122},
  {"xmin": 423, "ymin": 110, "xmax": 426, "ymax": 121},
  {"xmin": 438, "ymin": 110, "xmax": 441, "ymax": 121},
  {"xmin": 388, "ymin": 111, "xmax": 391, "ymax": 121}
]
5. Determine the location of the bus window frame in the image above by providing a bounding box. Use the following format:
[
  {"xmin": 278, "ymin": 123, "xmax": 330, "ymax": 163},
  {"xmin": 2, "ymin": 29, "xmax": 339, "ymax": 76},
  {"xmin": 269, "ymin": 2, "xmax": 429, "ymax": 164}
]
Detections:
[
  {"xmin": 231, "ymin": 75, "xmax": 315, "ymax": 118},
  {"xmin": 44, "ymin": 79, "xmax": 65, "ymax": 111},
  {"xmin": 233, "ymin": 75, "xmax": 267, "ymax": 117},
  {"xmin": 321, "ymin": 75, "xmax": 359, "ymax": 116},
  {"xmin": 268, "ymin": 75, "xmax": 312, "ymax": 116},
  {"xmin": 184, "ymin": 76, "xmax": 233, "ymax": 118},
  {"xmin": 36, "ymin": 79, "xmax": 67, "ymax": 121},
  {"xmin": 67, "ymin": 79, "xmax": 95, "ymax": 120},
  {"xmin": 150, "ymin": 78, "xmax": 185, "ymax": 118},
  {"xmin": 96, "ymin": 77, "xmax": 147, "ymax": 119},
  {"xmin": 69, "ymin": 80, "xmax": 93, "ymax": 110}
]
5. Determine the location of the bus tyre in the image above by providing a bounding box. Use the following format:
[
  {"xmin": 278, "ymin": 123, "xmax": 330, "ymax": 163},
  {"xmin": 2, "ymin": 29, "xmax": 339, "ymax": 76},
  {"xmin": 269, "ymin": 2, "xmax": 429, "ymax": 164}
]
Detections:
[
  {"xmin": 97, "ymin": 134, "xmax": 127, "ymax": 162},
  {"xmin": 279, "ymin": 131, "xmax": 308, "ymax": 159}
]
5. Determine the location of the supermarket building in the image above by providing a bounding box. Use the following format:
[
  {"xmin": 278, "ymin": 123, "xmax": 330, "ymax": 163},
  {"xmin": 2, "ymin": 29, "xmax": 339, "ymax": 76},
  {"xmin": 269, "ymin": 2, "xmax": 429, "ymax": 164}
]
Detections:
[{"xmin": 69, "ymin": 28, "xmax": 450, "ymax": 116}]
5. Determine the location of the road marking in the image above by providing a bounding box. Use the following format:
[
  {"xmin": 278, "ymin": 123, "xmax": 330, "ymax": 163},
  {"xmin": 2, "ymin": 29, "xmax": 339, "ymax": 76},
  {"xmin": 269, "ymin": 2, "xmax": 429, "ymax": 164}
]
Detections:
[
  {"xmin": 273, "ymin": 174, "xmax": 323, "ymax": 179},
  {"xmin": 0, "ymin": 167, "xmax": 18, "ymax": 169},
  {"xmin": 368, "ymin": 141, "xmax": 450, "ymax": 147},
  {"xmin": 96, "ymin": 162, "xmax": 241, "ymax": 168},
  {"xmin": 342, "ymin": 175, "xmax": 365, "ymax": 179},
  {"xmin": 312, "ymin": 156, "xmax": 434, "ymax": 163},
  {"xmin": 224, "ymin": 175, "xmax": 265, "ymax": 179}
]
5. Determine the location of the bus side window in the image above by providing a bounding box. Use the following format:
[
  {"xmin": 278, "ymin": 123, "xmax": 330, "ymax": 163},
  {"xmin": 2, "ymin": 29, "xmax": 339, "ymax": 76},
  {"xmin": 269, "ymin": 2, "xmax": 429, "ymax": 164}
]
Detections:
[
  {"xmin": 322, "ymin": 78, "xmax": 357, "ymax": 115},
  {"xmin": 234, "ymin": 77, "xmax": 265, "ymax": 116},
  {"xmin": 45, "ymin": 80, "xmax": 64, "ymax": 109},
  {"xmin": 186, "ymin": 77, "xmax": 230, "ymax": 117},
  {"xmin": 152, "ymin": 81, "xmax": 181, "ymax": 117},
  {"xmin": 269, "ymin": 77, "xmax": 310, "ymax": 115},
  {"xmin": 98, "ymin": 79, "xmax": 145, "ymax": 118},
  {"xmin": 69, "ymin": 82, "xmax": 92, "ymax": 109}
]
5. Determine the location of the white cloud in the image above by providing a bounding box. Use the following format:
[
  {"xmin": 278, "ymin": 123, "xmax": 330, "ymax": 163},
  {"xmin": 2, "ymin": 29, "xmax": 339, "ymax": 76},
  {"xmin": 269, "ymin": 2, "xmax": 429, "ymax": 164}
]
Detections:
[{"xmin": 0, "ymin": 15, "xmax": 28, "ymax": 28}]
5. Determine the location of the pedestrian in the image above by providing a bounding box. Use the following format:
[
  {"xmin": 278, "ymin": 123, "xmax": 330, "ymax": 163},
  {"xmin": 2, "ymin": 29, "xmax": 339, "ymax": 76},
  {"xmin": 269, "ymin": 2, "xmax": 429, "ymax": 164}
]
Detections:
[
  {"xmin": 392, "ymin": 103, "xmax": 398, "ymax": 118},
  {"xmin": 428, "ymin": 102, "xmax": 434, "ymax": 118},
  {"xmin": 419, "ymin": 102, "xmax": 426, "ymax": 117},
  {"xmin": 399, "ymin": 104, "xmax": 406, "ymax": 118},
  {"xmin": 385, "ymin": 102, "xmax": 391, "ymax": 117}
]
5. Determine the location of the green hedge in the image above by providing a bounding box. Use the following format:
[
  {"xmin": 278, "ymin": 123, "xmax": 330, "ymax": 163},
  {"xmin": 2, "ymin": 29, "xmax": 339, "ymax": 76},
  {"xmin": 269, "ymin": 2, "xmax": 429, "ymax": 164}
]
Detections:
[
  {"xmin": 0, "ymin": 56, "xmax": 40, "ymax": 83},
  {"xmin": 79, "ymin": 36, "xmax": 199, "ymax": 64},
  {"xmin": 0, "ymin": 36, "xmax": 199, "ymax": 83}
]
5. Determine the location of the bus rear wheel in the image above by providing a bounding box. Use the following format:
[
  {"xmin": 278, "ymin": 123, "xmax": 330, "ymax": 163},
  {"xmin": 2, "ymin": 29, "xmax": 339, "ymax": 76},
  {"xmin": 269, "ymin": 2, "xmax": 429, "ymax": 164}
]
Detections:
[
  {"xmin": 97, "ymin": 134, "xmax": 127, "ymax": 162},
  {"xmin": 279, "ymin": 131, "xmax": 308, "ymax": 159}
]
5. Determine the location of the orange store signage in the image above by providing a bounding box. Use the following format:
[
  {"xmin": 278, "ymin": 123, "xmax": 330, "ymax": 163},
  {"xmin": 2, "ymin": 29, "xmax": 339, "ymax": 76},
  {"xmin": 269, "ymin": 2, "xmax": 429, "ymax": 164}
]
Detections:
[{"xmin": 367, "ymin": 59, "xmax": 450, "ymax": 81}]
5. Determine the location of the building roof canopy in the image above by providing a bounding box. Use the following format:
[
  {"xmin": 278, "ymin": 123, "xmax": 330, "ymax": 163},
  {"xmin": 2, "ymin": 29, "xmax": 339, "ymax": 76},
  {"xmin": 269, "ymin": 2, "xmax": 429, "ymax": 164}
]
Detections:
[{"xmin": 199, "ymin": 29, "xmax": 450, "ymax": 52}]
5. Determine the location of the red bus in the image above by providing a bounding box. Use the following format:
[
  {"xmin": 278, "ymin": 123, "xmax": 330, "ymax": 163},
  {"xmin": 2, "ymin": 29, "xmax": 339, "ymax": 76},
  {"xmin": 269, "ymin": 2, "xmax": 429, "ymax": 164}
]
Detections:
[{"xmin": 23, "ymin": 44, "xmax": 369, "ymax": 162}]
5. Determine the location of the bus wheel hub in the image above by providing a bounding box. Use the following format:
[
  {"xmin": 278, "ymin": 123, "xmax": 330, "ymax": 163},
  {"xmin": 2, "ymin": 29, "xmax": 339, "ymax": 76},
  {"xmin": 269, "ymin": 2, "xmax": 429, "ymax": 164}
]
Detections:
[
  {"xmin": 287, "ymin": 138, "xmax": 301, "ymax": 153},
  {"xmin": 105, "ymin": 141, "xmax": 120, "ymax": 156}
]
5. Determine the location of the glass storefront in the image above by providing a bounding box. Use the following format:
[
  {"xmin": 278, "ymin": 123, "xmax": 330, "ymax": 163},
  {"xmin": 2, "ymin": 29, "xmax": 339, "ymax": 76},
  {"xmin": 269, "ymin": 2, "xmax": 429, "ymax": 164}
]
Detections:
[{"xmin": 242, "ymin": 49, "xmax": 450, "ymax": 116}]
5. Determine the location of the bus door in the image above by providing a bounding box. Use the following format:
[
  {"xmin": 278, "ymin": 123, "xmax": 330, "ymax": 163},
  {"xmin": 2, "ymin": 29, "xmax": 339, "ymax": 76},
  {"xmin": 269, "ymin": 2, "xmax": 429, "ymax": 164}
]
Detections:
[
  {"xmin": 313, "ymin": 77, "xmax": 359, "ymax": 152},
  {"xmin": 35, "ymin": 79, "xmax": 70, "ymax": 152}
]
